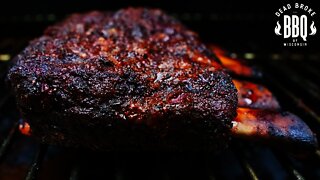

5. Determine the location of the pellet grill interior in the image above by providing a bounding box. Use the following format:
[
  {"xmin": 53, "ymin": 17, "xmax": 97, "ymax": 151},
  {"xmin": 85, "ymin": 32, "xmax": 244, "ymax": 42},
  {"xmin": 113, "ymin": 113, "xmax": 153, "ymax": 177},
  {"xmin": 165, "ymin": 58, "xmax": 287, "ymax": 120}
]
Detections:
[{"xmin": 1, "ymin": 1, "xmax": 320, "ymax": 179}]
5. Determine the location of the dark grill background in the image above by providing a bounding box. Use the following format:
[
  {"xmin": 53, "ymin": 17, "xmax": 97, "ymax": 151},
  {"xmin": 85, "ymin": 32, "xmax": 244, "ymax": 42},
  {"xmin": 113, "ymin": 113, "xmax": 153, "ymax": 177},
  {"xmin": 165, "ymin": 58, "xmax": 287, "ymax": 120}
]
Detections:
[{"xmin": 0, "ymin": 1, "xmax": 320, "ymax": 179}]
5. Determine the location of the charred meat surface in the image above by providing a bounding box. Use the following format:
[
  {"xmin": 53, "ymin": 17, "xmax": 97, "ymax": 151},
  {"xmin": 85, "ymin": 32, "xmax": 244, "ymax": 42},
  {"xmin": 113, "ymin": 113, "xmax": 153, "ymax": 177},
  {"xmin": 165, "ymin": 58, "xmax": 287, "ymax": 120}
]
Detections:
[
  {"xmin": 8, "ymin": 8, "xmax": 238, "ymax": 151},
  {"xmin": 232, "ymin": 108, "xmax": 318, "ymax": 151}
]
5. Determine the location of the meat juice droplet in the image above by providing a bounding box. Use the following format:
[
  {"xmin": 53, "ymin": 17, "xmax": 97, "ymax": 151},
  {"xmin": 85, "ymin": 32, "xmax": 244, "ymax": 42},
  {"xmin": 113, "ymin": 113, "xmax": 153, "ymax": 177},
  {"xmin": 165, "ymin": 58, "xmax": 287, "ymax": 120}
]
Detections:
[
  {"xmin": 244, "ymin": 98, "xmax": 253, "ymax": 105},
  {"xmin": 154, "ymin": 72, "xmax": 164, "ymax": 82},
  {"xmin": 231, "ymin": 121, "xmax": 238, "ymax": 127}
]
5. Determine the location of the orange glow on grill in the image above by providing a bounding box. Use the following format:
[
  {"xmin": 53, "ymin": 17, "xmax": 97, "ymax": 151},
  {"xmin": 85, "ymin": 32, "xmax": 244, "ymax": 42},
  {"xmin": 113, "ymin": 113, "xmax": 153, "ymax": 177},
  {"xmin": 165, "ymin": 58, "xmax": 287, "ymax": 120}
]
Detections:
[
  {"xmin": 208, "ymin": 45, "xmax": 255, "ymax": 77},
  {"xmin": 19, "ymin": 122, "xmax": 31, "ymax": 136}
]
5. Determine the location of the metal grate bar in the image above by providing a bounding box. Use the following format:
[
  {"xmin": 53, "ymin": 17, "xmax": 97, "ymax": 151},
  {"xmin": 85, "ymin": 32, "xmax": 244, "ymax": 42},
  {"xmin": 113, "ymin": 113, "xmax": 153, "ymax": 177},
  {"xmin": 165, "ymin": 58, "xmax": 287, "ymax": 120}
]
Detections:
[
  {"xmin": 240, "ymin": 158, "xmax": 259, "ymax": 180},
  {"xmin": 272, "ymin": 152, "xmax": 305, "ymax": 180},
  {"xmin": 268, "ymin": 61, "xmax": 320, "ymax": 102},
  {"xmin": 315, "ymin": 150, "xmax": 320, "ymax": 160},
  {"xmin": 69, "ymin": 165, "xmax": 79, "ymax": 180},
  {"xmin": 234, "ymin": 143, "xmax": 259, "ymax": 180},
  {"xmin": 0, "ymin": 121, "xmax": 18, "ymax": 161},
  {"xmin": 292, "ymin": 169, "xmax": 305, "ymax": 180},
  {"xmin": 25, "ymin": 144, "xmax": 48, "ymax": 180},
  {"xmin": 289, "ymin": 61, "xmax": 320, "ymax": 85},
  {"xmin": 303, "ymin": 62, "xmax": 320, "ymax": 81},
  {"xmin": 259, "ymin": 63, "xmax": 320, "ymax": 125}
]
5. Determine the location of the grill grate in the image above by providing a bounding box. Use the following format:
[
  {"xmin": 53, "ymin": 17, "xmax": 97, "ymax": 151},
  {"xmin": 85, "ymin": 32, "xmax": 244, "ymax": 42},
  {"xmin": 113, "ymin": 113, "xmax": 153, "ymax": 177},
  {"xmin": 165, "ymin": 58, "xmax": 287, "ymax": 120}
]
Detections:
[
  {"xmin": 25, "ymin": 145, "xmax": 47, "ymax": 180},
  {"xmin": 1, "ymin": 38, "xmax": 320, "ymax": 180}
]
